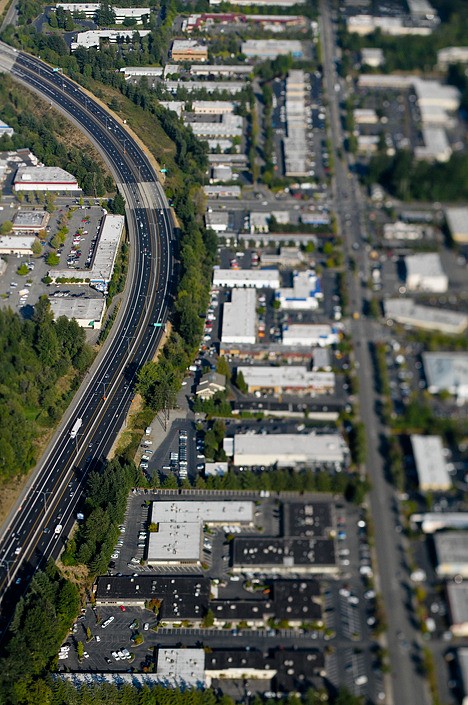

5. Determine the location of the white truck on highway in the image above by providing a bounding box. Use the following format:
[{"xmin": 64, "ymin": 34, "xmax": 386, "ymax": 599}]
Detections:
[{"xmin": 70, "ymin": 418, "xmax": 83, "ymax": 439}]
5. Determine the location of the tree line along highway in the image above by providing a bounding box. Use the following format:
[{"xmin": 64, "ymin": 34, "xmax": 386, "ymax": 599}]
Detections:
[{"xmin": 0, "ymin": 42, "xmax": 176, "ymax": 632}]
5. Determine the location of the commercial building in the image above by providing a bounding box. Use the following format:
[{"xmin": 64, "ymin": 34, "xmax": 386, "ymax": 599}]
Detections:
[
  {"xmin": 221, "ymin": 288, "xmax": 256, "ymax": 345},
  {"xmin": 152, "ymin": 500, "xmax": 254, "ymax": 526},
  {"xmin": 210, "ymin": 165, "xmax": 233, "ymax": 182},
  {"xmin": 312, "ymin": 347, "xmax": 332, "ymax": 371},
  {"xmin": 411, "ymin": 513, "xmax": 468, "ymax": 534},
  {"xmin": 49, "ymin": 297, "xmax": 106, "ymax": 329},
  {"xmin": 415, "ymin": 127, "xmax": 452, "ymax": 162},
  {"xmin": 190, "ymin": 64, "xmax": 252, "ymax": 78},
  {"xmin": 13, "ymin": 166, "xmax": 79, "ymax": 192},
  {"xmin": 148, "ymin": 522, "xmax": 203, "ymax": 565},
  {"xmin": 171, "ymin": 39, "xmax": 208, "ymax": 62},
  {"xmin": 94, "ymin": 575, "xmax": 210, "ymax": 618},
  {"xmin": 12, "ymin": 210, "xmax": 50, "ymax": 233},
  {"xmin": 282, "ymin": 324, "xmax": 339, "ymax": 348},
  {"xmin": 347, "ymin": 14, "xmax": 433, "ymax": 36},
  {"xmin": 241, "ymin": 40, "xmax": 303, "ymax": 60},
  {"xmin": 204, "ymin": 185, "xmax": 241, "ymax": 199},
  {"xmin": 231, "ymin": 536, "xmax": 337, "ymax": 575},
  {"xmin": 49, "ymin": 214, "xmax": 125, "ymax": 291},
  {"xmin": 192, "ymin": 101, "xmax": 236, "ymax": 115},
  {"xmin": 447, "ymin": 583, "xmax": 468, "ymax": 637},
  {"xmin": 276, "ymin": 270, "xmax": 322, "ymax": 310},
  {"xmin": 205, "ymin": 211, "xmax": 229, "ymax": 232},
  {"xmin": 213, "ymin": 268, "xmax": 280, "ymax": 289},
  {"xmin": 423, "ymin": 352, "xmax": 468, "ymax": 403},
  {"xmin": 458, "ymin": 649, "xmax": 468, "ymax": 705},
  {"xmin": 361, "ymin": 47, "xmax": 384, "ymax": 67},
  {"xmin": 438, "ymin": 47, "xmax": 468, "ymax": 70},
  {"xmin": 410, "ymin": 435, "xmax": 451, "ymax": 492},
  {"xmin": 383, "ymin": 221, "xmax": 435, "ymax": 240},
  {"xmin": 71, "ymin": 29, "xmax": 150, "ymax": 49},
  {"xmin": 283, "ymin": 69, "xmax": 308, "ymax": 177},
  {"xmin": 195, "ymin": 371, "xmax": 226, "ymax": 400},
  {"xmin": 211, "ymin": 0, "xmax": 305, "ymax": 6},
  {"xmin": 0, "ymin": 235, "xmax": 36, "ymax": 255},
  {"xmin": 157, "ymin": 649, "xmax": 205, "ymax": 688},
  {"xmin": 414, "ymin": 78, "xmax": 460, "ymax": 111},
  {"xmin": 405, "ymin": 253, "xmax": 448, "ymax": 292},
  {"xmin": 232, "ymin": 432, "xmax": 348, "ymax": 469},
  {"xmin": 285, "ymin": 501, "xmax": 333, "ymax": 538},
  {"xmin": 0, "ymin": 119, "xmax": 14, "ymax": 138},
  {"xmin": 121, "ymin": 66, "xmax": 164, "ymax": 79},
  {"xmin": 407, "ymin": 0, "xmax": 438, "ymax": 20},
  {"xmin": 445, "ymin": 206, "xmax": 468, "ymax": 244},
  {"xmin": 353, "ymin": 108, "xmax": 378, "ymax": 124},
  {"xmin": 55, "ymin": 3, "xmax": 151, "ymax": 22},
  {"xmin": 237, "ymin": 365, "xmax": 335, "ymax": 396},
  {"xmin": 434, "ymin": 532, "xmax": 468, "ymax": 578},
  {"xmin": 184, "ymin": 114, "xmax": 243, "ymax": 139},
  {"xmin": 164, "ymin": 80, "xmax": 245, "ymax": 95},
  {"xmin": 261, "ymin": 247, "xmax": 305, "ymax": 268},
  {"xmin": 384, "ymin": 299, "xmax": 468, "ymax": 335}
]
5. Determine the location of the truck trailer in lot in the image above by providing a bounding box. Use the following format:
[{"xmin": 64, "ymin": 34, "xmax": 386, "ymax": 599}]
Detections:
[{"xmin": 70, "ymin": 418, "xmax": 83, "ymax": 439}]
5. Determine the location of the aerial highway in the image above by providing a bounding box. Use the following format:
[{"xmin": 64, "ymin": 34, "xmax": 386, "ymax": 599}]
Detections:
[
  {"xmin": 0, "ymin": 42, "xmax": 176, "ymax": 627},
  {"xmin": 319, "ymin": 4, "xmax": 430, "ymax": 705}
]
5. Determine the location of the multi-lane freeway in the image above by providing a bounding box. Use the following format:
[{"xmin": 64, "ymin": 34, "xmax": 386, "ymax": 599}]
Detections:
[
  {"xmin": 319, "ymin": 4, "xmax": 430, "ymax": 705},
  {"xmin": 0, "ymin": 42, "xmax": 176, "ymax": 626}
]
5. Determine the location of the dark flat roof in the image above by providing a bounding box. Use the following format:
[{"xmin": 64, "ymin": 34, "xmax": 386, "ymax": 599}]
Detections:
[
  {"xmin": 232, "ymin": 537, "xmax": 336, "ymax": 567},
  {"xmin": 284, "ymin": 502, "xmax": 333, "ymax": 538}
]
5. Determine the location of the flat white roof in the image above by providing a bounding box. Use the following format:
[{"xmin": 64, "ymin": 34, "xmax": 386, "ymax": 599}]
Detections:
[
  {"xmin": 278, "ymin": 270, "xmax": 321, "ymax": 302},
  {"xmin": 89, "ymin": 214, "xmax": 124, "ymax": 284},
  {"xmin": 282, "ymin": 324, "xmax": 338, "ymax": 344},
  {"xmin": 157, "ymin": 649, "xmax": 205, "ymax": 686},
  {"xmin": 423, "ymin": 353, "xmax": 468, "ymax": 397},
  {"xmin": 147, "ymin": 523, "xmax": 201, "ymax": 562},
  {"xmin": 0, "ymin": 235, "xmax": 36, "ymax": 250},
  {"xmin": 222, "ymin": 288, "xmax": 256, "ymax": 343},
  {"xmin": 446, "ymin": 207, "xmax": 468, "ymax": 238},
  {"xmin": 410, "ymin": 435, "xmax": 451, "ymax": 490},
  {"xmin": 152, "ymin": 500, "xmax": 254, "ymax": 525},
  {"xmin": 49, "ymin": 297, "xmax": 106, "ymax": 324},
  {"xmin": 434, "ymin": 532, "xmax": 468, "ymax": 568},
  {"xmin": 237, "ymin": 365, "xmax": 335, "ymax": 390},
  {"xmin": 72, "ymin": 29, "xmax": 150, "ymax": 48},
  {"xmin": 233, "ymin": 432, "xmax": 347, "ymax": 466},
  {"xmin": 213, "ymin": 269, "xmax": 280, "ymax": 287},
  {"xmin": 447, "ymin": 583, "xmax": 468, "ymax": 626},
  {"xmin": 384, "ymin": 298, "xmax": 468, "ymax": 333},
  {"xmin": 172, "ymin": 39, "xmax": 205, "ymax": 50},
  {"xmin": 14, "ymin": 166, "xmax": 77, "ymax": 185},
  {"xmin": 405, "ymin": 252, "xmax": 445, "ymax": 277}
]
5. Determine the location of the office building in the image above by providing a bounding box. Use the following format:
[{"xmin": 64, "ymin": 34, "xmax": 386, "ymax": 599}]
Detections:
[
  {"xmin": 232, "ymin": 536, "xmax": 337, "ymax": 575},
  {"xmin": 171, "ymin": 39, "xmax": 208, "ymax": 62},
  {"xmin": 233, "ymin": 432, "xmax": 348, "ymax": 468},
  {"xmin": 415, "ymin": 127, "xmax": 452, "ymax": 162},
  {"xmin": 71, "ymin": 29, "xmax": 150, "ymax": 49},
  {"xmin": 276, "ymin": 269, "xmax": 322, "ymax": 310},
  {"xmin": 221, "ymin": 288, "xmax": 256, "ymax": 345},
  {"xmin": 0, "ymin": 235, "xmax": 37, "ymax": 255},
  {"xmin": 156, "ymin": 649, "xmax": 205, "ymax": 688},
  {"xmin": 12, "ymin": 210, "xmax": 50, "ymax": 233},
  {"xmin": 242, "ymin": 39, "xmax": 303, "ymax": 60},
  {"xmin": 410, "ymin": 435, "xmax": 451, "ymax": 491},
  {"xmin": 405, "ymin": 253, "xmax": 448, "ymax": 292},
  {"xmin": 55, "ymin": 3, "xmax": 150, "ymax": 23},
  {"xmin": 49, "ymin": 297, "xmax": 106, "ymax": 329}
]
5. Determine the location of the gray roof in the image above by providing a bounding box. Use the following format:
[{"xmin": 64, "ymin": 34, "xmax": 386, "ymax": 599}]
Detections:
[{"xmin": 423, "ymin": 353, "xmax": 468, "ymax": 397}]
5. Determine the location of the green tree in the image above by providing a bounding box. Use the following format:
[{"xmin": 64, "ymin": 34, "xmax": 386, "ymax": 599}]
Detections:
[
  {"xmin": 31, "ymin": 239, "xmax": 42, "ymax": 256},
  {"xmin": 216, "ymin": 356, "xmax": 230, "ymax": 378},
  {"xmin": 0, "ymin": 220, "xmax": 13, "ymax": 234},
  {"xmin": 235, "ymin": 370, "xmax": 248, "ymax": 393},
  {"xmin": 77, "ymin": 641, "xmax": 84, "ymax": 660}
]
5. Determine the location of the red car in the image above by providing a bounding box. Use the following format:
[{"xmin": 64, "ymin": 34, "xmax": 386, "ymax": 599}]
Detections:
[{"xmin": 119, "ymin": 605, "xmax": 126, "ymax": 612}]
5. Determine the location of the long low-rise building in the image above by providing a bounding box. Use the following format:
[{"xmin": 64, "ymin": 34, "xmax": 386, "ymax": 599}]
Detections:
[
  {"xmin": 221, "ymin": 288, "xmax": 256, "ymax": 345},
  {"xmin": 231, "ymin": 536, "xmax": 337, "ymax": 575},
  {"xmin": 121, "ymin": 66, "xmax": 164, "ymax": 79},
  {"xmin": 438, "ymin": 46, "xmax": 468, "ymax": 69},
  {"xmin": 71, "ymin": 29, "xmax": 150, "ymax": 50},
  {"xmin": 190, "ymin": 64, "xmax": 252, "ymax": 78},
  {"xmin": 213, "ymin": 268, "xmax": 280, "ymax": 289},
  {"xmin": 411, "ymin": 435, "xmax": 451, "ymax": 492},
  {"xmin": 277, "ymin": 270, "xmax": 322, "ymax": 310},
  {"xmin": 282, "ymin": 324, "xmax": 339, "ymax": 348},
  {"xmin": 237, "ymin": 365, "xmax": 335, "ymax": 396},
  {"xmin": 423, "ymin": 352, "xmax": 468, "ymax": 403},
  {"xmin": 384, "ymin": 298, "xmax": 468, "ymax": 335},
  {"xmin": 434, "ymin": 532, "xmax": 468, "ymax": 578},
  {"xmin": 242, "ymin": 39, "xmax": 303, "ymax": 60},
  {"xmin": 447, "ymin": 583, "xmax": 468, "ymax": 637},
  {"xmin": 164, "ymin": 80, "xmax": 245, "ymax": 95},
  {"xmin": 0, "ymin": 235, "xmax": 37, "ymax": 255},
  {"xmin": 152, "ymin": 500, "xmax": 254, "ymax": 526},
  {"xmin": 233, "ymin": 432, "xmax": 349, "ymax": 469},
  {"xmin": 171, "ymin": 39, "xmax": 208, "ymax": 62},
  {"xmin": 55, "ymin": 4, "xmax": 150, "ymax": 22},
  {"xmin": 13, "ymin": 166, "xmax": 79, "ymax": 192},
  {"xmin": 49, "ymin": 297, "xmax": 106, "ymax": 329},
  {"xmin": 411, "ymin": 513, "xmax": 468, "ymax": 534}
]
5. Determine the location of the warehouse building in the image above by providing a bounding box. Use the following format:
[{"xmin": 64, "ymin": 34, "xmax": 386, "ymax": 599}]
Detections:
[
  {"xmin": 204, "ymin": 185, "xmax": 241, "ymax": 198},
  {"xmin": 13, "ymin": 166, "xmax": 79, "ymax": 192},
  {"xmin": 0, "ymin": 235, "xmax": 37, "ymax": 255},
  {"xmin": 192, "ymin": 101, "xmax": 236, "ymax": 114},
  {"xmin": 164, "ymin": 80, "xmax": 245, "ymax": 94},
  {"xmin": 411, "ymin": 513, "xmax": 468, "ymax": 534},
  {"xmin": 171, "ymin": 39, "xmax": 208, "ymax": 62},
  {"xmin": 347, "ymin": 14, "xmax": 433, "ymax": 35},
  {"xmin": 231, "ymin": 536, "xmax": 337, "ymax": 575},
  {"xmin": 236, "ymin": 365, "xmax": 335, "ymax": 396},
  {"xmin": 157, "ymin": 649, "xmax": 205, "ymax": 688},
  {"xmin": 405, "ymin": 253, "xmax": 448, "ymax": 292},
  {"xmin": 445, "ymin": 206, "xmax": 468, "ymax": 245},
  {"xmin": 282, "ymin": 324, "xmax": 339, "ymax": 348},
  {"xmin": 241, "ymin": 39, "xmax": 303, "ymax": 60},
  {"xmin": 285, "ymin": 501, "xmax": 333, "ymax": 538},
  {"xmin": 71, "ymin": 29, "xmax": 150, "ymax": 49},
  {"xmin": 205, "ymin": 211, "xmax": 229, "ymax": 232},
  {"xmin": 49, "ymin": 297, "xmax": 106, "ymax": 330},
  {"xmin": 410, "ymin": 435, "xmax": 451, "ymax": 492},
  {"xmin": 447, "ymin": 583, "xmax": 468, "ymax": 637},
  {"xmin": 384, "ymin": 299, "xmax": 468, "ymax": 335},
  {"xmin": 383, "ymin": 221, "xmax": 435, "ymax": 240},
  {"xmin": 12, "ymin": 210, "xmax": 50, "ymax": 233},
  {"xmin": 221, "ymin": 288, "xmax": 256, "ymax": 345},
  {"xmin": 213, "ymin": 268, "xmax": 280, "ymax": 289},
  {"xmin": 232, "ymin": 432, "xmax": 349, "ymax": 469},
  {"xmin": 147, "ymin": 522, "xmax": 203, "ymax": 565},
  {"xmin": 152, "ymin": 500, "xmax": 254, "ymax": 526},
  {"xmin": 423, "ymin": 352, "xmax": 468, "ymax": 403},
  {"xmin": 434, "ymin": 532, "xmax": 468, "ymax": 578},
  {"xmin": 276, "ymin": 270, "xmax": 322, "ymax": 310}
]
